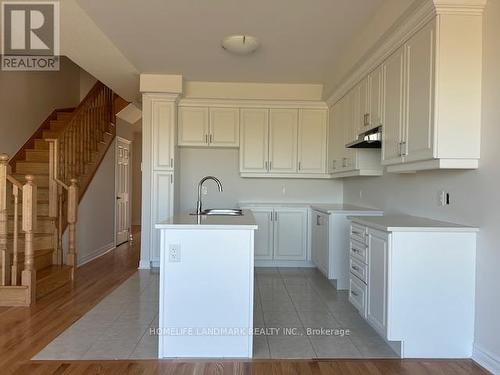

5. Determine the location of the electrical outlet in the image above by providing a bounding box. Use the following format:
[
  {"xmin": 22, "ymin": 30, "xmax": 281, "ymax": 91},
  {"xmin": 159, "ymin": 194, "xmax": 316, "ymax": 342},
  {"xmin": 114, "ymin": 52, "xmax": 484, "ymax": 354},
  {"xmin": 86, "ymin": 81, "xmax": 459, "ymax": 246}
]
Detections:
[
  {"xmin": 359, "ymin": 190, "xmax": 363, "ymax": 199},
  {"xmin": 439, "ymin": 191, "xmax": 451, "ymax": 206},
  {"xmin": 202, "ymin": 186, "xmax": 208, "ymax": 195},
  {"xmin": 168, "ymin": 244, "xmax": 181, "ymax": 262},
  {"xmin": 281, "ymin": 186, "xmax": 286, "ymax": 195}
]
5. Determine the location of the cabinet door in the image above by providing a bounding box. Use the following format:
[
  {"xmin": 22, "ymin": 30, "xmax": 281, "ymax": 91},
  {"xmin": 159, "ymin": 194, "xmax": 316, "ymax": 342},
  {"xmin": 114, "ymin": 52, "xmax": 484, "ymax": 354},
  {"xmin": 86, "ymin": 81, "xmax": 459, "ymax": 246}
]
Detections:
[
  {"xmin": 367, "ymin": 229, "xmax": 388, "ymax": 337},
  {"xmin": 240, "ymin": 109, "xmax": 269, "ymax": 173},
  {"xmin": 269, "ymin": 109, "xmax": 298, "ymax": 173},
  {"xmin": 151, "ymin": 172, "xmax": 174, "ymax": 262},
  {"xmin": 152, "ymin": 99, "xmax": 175, "ymax": 170},
  {"xmin": 298, "ymin": 109, "xmax": 327, "ymax": 173},
  {"xmin": 311, "ymin": 211, "xmax": 329, "ymax": 275},
  {"xmin": 178, "ymin": 107, "xmax": 209, "ymax": 146},
  {"xmin": 369, "ymin": 64, "xmax": 384, "ymax": 128},
  {"xmin": 382, "ymin": 46, "xmax": 405, "ymax": 165},
  {"xmin": 358, "ymin": 76, "xmax": 370, "ymax": 134},
  {"xmin": 327, "ymin": 105, "xmax": 338, "ymax": 173},
  {"xmin": 273, "ymin": 208, "xmax": 307, "ymax": 260},
  {"xmin": 209, "ymin": 107, "xmax": 240, "ymax": 147},
  {"xmin": 342, "ymin": 91, "xmax": 357, "ymax": 171},
  {"xmin": 247, "ymin": 208, "xmax": 273, "ymax": 260},
  {"xmin": 405, "ymin": 21, "xmax": 435, "ymax": 163}
]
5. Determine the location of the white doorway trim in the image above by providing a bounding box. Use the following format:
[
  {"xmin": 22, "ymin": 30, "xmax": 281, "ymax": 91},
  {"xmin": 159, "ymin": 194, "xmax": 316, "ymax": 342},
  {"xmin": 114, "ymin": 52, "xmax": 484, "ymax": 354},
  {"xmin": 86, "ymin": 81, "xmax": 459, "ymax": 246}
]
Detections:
[{"xmin": 115, "ymin": 136, "xmax": 133, "ymax": 246}]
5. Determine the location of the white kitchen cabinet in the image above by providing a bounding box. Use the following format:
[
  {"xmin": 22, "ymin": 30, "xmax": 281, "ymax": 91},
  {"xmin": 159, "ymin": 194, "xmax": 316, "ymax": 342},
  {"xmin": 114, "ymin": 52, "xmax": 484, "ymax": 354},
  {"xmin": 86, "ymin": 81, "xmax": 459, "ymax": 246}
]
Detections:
[
  {"xmin": 298, "ymin": 109, "xmax": 327, "ymax": 173},
  {"xmin": 241, "ymin": 205, "xmax": 309, "ymax": 264},
  {"xmin": 209, "ymin": 107, "xmax": 240, "ymax": 147},
  {"xmin": 273, "ymin": 208, "xmax": 308, "ymax": 260},
  {"xmin": 151, "ymin": 172, "xmax": 174, "ymax": 262},
  {"xmin": 251, "ymin": 207, "xmax": 274, "ymax": 260},
  {"xmin": 311, "ymin": 210, "xmax": 329, "ymax": 276},
  {"xmin": 368, "ymin": 64, "xmax": 384, "ymax": 129},
  {"xmin": 356, "ymin": 76, "xmax": 370, "ymax": 135},
  {"xmin": 349, "ymin": 216, "xmax": 477, "ymax": 358},
  {"xmin": 366, "ymin": 229, "xmax": 388, "ymax": 337},
  {"xmin": 152, "ymin": 99, "xmax": 176, "ymax": 170},
  {"xmin": 269, "ymin": 109, "xmax": 298, "ymax": 173},
  {"xmin": 239, "ymin": 108, "xmax": 269, "ymax": 173},
  {"xmin": 404, "ymin": 21, "xmax": 434, "ymax": 163},
  {"xmin": 382, "ymin": 46, "xmax": 406, "ymax": 166},
  {"xmin": 178, "ymin": 107, "xmax": 209, "ymax": 146},
  {"xmin": 179, "ymin": 106, "xmax": 239, "ymax": 148},
  {"xmin": 327, "ymin": 105, "xmax": 338, "ymax": 173},
  {"xmin": 384, "ymin": 17, "xmax": 482, "ymax": 172}
]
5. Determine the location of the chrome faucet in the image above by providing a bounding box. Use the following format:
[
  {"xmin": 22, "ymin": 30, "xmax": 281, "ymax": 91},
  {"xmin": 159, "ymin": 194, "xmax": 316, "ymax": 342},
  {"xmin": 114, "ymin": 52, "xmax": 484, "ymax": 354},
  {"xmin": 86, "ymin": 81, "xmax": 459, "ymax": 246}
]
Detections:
[{"xmin": 196, "ymin": 176, "xmax": 223, "ymax": 215}]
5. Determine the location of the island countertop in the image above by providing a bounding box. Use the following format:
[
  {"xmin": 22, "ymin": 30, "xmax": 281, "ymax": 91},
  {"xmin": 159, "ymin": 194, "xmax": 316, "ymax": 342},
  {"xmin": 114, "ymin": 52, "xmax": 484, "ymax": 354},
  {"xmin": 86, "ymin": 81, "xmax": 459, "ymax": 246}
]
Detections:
[{"xmin": 155, "ymin": 209, "xmax": 258, "ymax": 230}]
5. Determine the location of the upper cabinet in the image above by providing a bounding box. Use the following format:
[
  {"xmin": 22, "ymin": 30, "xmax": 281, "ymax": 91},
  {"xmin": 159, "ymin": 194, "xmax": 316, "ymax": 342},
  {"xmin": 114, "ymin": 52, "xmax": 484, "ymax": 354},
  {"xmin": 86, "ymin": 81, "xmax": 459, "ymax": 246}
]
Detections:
[
  {"xmin": 328, "ymin": 2, "xmax": 484, "ymax": 174},
  {"xmin": 239, "ymin": 105, "xmax": 328, "ymax": 178},
  {"xmin": 298, "ymin": 109, "xmax": 327, "ymax": 173},
  {"xmin": 178, "ymin": 106, "xmax": 239, "ymax": 148},
  {"xmin": 269, "ymin": 109, "xmax": 298, "ymax": 173}
]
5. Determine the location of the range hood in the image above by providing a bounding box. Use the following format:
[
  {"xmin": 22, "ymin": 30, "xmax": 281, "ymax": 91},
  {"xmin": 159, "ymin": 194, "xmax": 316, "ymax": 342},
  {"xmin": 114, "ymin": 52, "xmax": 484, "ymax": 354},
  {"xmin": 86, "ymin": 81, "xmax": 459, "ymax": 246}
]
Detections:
[{"xmin": 346, "ymin": 126, "xmax": 382, "ymax": 149}]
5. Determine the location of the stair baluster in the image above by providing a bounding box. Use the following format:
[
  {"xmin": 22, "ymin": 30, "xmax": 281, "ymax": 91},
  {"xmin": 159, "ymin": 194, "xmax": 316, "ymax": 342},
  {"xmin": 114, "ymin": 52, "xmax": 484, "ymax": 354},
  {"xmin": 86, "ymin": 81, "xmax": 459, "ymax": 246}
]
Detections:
[
  {"xmin": 0, "ymin": 154, "xmax": 9, "ymax": 286},
  {"xmin": 21, "ymin": 175, "xmax": 37, "ymax": 304}
]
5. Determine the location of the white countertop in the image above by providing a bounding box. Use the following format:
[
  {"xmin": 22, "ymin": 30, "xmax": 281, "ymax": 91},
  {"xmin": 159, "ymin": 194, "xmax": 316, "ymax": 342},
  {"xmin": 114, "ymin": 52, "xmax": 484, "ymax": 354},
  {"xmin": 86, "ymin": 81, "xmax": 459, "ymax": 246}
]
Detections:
[
  {"xmin": 239, "ymin": 201, "xmax": 383, "ymax": 215},
  {"xmin": 350, "ymin": 215, "xmax": 479, "ymax": 232},
  {"xmin": 155, "ymin": 209, "xmax": 258, "ymax": 230}
]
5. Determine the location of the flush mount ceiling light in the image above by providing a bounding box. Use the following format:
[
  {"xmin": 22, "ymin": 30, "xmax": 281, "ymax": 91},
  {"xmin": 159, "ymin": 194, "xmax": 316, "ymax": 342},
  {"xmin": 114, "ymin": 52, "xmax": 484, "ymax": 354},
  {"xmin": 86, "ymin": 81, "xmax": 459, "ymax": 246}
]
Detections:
[{"xmin": 221, "ymin": 35, "xmax": 259, "ymax": 55}]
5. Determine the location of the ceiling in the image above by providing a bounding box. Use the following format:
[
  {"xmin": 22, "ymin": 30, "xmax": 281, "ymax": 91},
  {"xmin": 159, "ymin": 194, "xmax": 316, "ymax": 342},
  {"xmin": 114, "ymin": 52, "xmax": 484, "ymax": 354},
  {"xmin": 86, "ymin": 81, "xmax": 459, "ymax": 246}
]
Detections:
[{"xmin": 76, "ymin": 0, "xmax": 384, "ymax": 85}]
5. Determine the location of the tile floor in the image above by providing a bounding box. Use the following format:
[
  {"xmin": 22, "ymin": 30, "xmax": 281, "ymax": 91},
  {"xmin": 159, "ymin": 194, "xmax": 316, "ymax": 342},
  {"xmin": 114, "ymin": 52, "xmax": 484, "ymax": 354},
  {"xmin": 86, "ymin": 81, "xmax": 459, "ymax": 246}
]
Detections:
[{"xmin": 33, "ymin": 267, "xmax": 397, "ymax": 360}]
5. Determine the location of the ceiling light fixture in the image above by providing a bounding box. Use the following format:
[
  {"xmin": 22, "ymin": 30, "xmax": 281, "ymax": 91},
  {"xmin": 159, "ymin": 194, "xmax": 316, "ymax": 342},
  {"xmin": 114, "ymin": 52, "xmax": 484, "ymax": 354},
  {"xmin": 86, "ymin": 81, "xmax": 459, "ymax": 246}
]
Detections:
[{"xmin": 221, "ymin": 35, "xmax": 259, "ymax": 55}]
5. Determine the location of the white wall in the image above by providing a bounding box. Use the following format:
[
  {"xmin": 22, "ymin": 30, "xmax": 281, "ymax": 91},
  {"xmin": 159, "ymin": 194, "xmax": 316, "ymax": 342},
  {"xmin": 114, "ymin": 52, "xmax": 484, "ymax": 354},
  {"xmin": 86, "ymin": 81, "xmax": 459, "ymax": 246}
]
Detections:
[
  {"xmin": 132, "ymin": 132, "xmax": 142, "ymax": 225},
  {"xmin": 0, "ymin": 57, "xmax": 81, "ymax": 156},
  {"xmin": 79, "ymin": 68, "xmax": 98, "ymax": 100},
  {"xmin": 71, "ymin": 140, "xmax": 116, "ymax": 266},
  {"xmin": 343, "ymin": 0, "xmax": 500, "ymax": 366},
  {"xmin": 178, "ymin": 148, "xmax": 342, "ymax": 212}
]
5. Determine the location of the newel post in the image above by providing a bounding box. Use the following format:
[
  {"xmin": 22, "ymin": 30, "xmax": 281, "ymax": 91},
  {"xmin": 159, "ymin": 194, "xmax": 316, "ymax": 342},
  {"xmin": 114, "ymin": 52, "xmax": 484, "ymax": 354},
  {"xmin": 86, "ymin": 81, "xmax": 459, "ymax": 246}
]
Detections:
[
  {"xmin": 67, "ymin": 178, "xmax": 78, "ymax": 278},
  {"xmin": 21, "ymin": 175, "xmax": 37, "ymax": 304},
  {"xmin": 0, "ymin": 154, "xmax": 9, "ymax": 286}
]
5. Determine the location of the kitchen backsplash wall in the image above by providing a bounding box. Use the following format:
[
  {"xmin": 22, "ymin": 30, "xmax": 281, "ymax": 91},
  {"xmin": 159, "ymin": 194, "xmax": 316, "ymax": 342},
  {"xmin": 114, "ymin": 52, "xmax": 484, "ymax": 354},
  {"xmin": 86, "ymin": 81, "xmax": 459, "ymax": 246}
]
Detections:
[{"xmin": 178, "ymin": 148, "xmax": 343, "ymax": 211}]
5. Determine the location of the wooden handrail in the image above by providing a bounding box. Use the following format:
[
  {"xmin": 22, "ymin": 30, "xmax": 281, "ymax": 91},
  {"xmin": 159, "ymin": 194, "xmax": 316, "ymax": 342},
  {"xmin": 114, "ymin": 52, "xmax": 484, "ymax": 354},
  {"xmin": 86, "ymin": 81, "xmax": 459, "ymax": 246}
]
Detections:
[{"xmin": 0, "ymin": 154, "xmax": 9, "ymax": 286}]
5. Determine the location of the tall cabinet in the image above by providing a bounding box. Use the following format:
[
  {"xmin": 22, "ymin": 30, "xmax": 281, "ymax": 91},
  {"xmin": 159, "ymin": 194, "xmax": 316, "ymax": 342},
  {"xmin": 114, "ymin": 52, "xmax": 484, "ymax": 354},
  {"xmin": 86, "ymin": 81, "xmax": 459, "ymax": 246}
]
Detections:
[{"xmin": 141, "ymin": 93, "xmax": 180, "ymax": 268}]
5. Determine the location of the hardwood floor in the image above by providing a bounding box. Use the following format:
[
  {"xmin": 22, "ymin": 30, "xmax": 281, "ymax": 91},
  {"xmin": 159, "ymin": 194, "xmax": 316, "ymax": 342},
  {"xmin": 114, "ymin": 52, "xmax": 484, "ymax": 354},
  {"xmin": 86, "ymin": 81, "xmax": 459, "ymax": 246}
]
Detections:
[{"xmin": 0, "ymin": 230, "xmax": 489, "ymax": 375}]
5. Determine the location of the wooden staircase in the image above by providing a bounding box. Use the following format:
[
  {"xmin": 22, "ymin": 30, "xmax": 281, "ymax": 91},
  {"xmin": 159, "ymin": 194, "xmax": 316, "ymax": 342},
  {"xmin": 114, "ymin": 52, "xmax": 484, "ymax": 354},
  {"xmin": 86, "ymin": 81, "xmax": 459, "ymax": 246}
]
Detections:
[{"xmin": 0, "ymin": 82, "xmax": 119, "ymax": 306}]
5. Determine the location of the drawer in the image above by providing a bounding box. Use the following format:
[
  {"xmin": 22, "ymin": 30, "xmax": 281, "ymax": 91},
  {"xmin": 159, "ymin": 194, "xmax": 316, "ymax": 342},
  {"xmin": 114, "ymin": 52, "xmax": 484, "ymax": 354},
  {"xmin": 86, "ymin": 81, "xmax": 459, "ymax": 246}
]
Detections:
[
  {"xmin": 349, "ymin": 274, "xmax": 367, "ymax": 317},
  {"xmin": 350, "ymin": 240, "xmax": 368, "ymax": 264},
  {"xmin": 350, "ymin": 257, "xmax": 368, "ymax": 284},
  {"xmin": 351, "ymin": 223, "xmax": 367, "ymax": 244}
]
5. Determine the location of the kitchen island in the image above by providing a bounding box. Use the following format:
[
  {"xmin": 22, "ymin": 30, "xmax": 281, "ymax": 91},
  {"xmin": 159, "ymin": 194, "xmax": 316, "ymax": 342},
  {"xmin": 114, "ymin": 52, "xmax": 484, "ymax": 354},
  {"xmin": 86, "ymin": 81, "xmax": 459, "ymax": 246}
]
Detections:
[{"xmin": 155, "ymin": 210, "xmax": 257, "ymax": 358}]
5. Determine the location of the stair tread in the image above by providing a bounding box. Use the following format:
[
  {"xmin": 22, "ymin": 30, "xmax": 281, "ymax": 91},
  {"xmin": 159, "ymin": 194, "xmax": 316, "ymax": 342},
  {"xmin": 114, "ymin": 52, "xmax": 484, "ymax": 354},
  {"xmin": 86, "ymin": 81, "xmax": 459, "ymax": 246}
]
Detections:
[{"xmin": 36, "ymin": 265, "xmax": 71, "ymax": 281}]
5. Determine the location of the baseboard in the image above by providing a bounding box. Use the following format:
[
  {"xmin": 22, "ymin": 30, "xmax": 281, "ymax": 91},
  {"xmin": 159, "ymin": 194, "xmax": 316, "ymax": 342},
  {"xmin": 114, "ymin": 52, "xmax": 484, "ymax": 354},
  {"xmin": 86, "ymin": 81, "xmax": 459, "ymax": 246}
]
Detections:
[
  {"xmin": 473, "ymin": 344, "xmax": 500, "ymax": 374},
  {"xmin": 139, "ymin": 259, "xmax": 151, "ymax": 269},
  {"xmin": 77, "ymin": 242, "xmax": 115, "ymax": 267},
  {"xmin": 151, "ymin": 260, "xmax": 160, "ymax": 268}
]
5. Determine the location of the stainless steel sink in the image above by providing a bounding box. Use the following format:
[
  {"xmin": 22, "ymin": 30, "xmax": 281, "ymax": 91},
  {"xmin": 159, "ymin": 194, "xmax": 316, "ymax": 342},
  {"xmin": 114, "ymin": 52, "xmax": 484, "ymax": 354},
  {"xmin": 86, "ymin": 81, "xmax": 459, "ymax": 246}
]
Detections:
[{"xmin": 192, "ymin": 209, "xmax": 243, "ymax": 216}]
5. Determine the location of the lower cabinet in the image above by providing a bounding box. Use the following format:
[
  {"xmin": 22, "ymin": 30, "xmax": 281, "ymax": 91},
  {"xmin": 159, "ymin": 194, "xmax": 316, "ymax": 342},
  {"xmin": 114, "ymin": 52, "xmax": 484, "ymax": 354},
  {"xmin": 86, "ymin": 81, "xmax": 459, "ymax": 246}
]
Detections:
[
  {"xmin": 242, "ymin": 205, "xmax": 308, "ymax": 262},
  {"xmin": 311, "ymin": 210, "xmax": 329, "ymax": 275},
  {"xmin": 348, "ymin": 219, "xmax": 477, "ymax": 358}
]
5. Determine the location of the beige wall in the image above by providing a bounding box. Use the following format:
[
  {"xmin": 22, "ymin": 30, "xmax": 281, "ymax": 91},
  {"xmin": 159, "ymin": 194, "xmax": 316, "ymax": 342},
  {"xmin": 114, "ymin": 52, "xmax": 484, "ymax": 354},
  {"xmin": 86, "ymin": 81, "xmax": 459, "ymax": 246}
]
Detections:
[
  {"xmin": 0, "ymin": 57, "xmax": 81, "ymax": 156},
  {"xmin": 178, "ymin": 148, "xmax": 343, "ymax": 212},
  {"xmin": 343, "ymin": 0, "xmax": 500, "ymax": 363},
  {"xmin": 79, "ymin": 68, "xmax": 98, "ymax": 100}
]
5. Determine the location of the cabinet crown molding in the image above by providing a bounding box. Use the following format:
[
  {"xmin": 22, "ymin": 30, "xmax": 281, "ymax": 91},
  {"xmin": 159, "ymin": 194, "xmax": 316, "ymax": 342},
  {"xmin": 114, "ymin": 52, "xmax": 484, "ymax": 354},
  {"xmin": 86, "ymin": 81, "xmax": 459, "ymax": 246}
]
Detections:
[
  {"xmin": 178, "ymin": 98, "xmax": 328, "ymax": 109},
  {"xmin": 326, "ymin": 0, "xmax": 486, "ymax": 106}
]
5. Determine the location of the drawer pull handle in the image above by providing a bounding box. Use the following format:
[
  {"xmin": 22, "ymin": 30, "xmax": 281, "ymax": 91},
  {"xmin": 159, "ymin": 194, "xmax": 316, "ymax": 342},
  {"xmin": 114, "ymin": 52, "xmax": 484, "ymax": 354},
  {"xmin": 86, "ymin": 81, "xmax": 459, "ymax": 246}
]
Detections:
[
  {"xmin": 352, "ymin": 265, "xmax": 360, "ymax": 271},
  {"xmin": 351, "ymin": 291, "xmax": 359, "ymax": 297},
  {"xmin": 352, "ymin": 231, "xmax": 363, "ymax": 236},
  {"xmin": 352, "ymin": 248, "xmax": 360, "ymax": 253}
]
